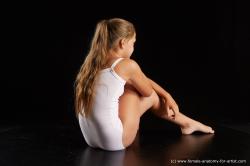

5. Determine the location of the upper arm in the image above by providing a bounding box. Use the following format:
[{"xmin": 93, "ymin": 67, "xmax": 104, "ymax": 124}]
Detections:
[{"xmin": 124, "ymin": 59, "xmax": 153, "ymax": 97}]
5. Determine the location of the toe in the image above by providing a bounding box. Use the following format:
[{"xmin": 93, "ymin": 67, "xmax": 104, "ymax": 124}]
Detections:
[{"xmin": 210, "ymin": 129, "xmax": 214, "ymax": 133}]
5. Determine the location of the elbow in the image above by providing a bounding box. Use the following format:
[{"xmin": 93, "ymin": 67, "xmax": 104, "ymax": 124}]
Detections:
[
  {"xmin": 145, "ymin": 78, "xmax": 154, "ymax": 97},
  {"xmin": 143, "ymin": 87, "xmax": 154, "ymax": 97},
  {"xmin": 148, "ymin": 88, "xmax": 154, "ymax": 97}
]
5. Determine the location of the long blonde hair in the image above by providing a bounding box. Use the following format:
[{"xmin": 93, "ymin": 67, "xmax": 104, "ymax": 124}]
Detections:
[{"xmin": 74, "ymin": 18, "xmax": 135, "ymax": 117}]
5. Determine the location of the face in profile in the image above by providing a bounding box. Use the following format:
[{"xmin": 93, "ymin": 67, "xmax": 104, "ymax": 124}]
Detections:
[{"xmin": 122, "ymin": 34, "xmax": 136, "ymax": 58}]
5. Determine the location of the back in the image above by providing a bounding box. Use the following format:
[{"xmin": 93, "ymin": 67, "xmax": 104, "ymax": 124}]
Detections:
[{"xmin": 78, "ymin": 57, "xmax": 126, "ymax": 151}]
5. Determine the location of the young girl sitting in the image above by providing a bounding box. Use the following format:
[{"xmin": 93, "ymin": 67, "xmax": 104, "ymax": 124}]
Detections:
[{"xmin": 74, "ymin": 18, "xmax": 214, "ymax": 151}]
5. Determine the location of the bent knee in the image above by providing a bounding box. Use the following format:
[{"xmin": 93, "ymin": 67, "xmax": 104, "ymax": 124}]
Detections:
[
  {"xmin": 150, "ymin": 90, "xmax": 161, "ymax": 110},
  {"xmin": 124, "ymin": 84, "xmax": 140, "ymax": 95}
]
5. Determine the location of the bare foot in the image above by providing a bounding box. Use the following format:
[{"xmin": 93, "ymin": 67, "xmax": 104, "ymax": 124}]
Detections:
[{"xmin": 181, "ymin": 119, "xmax": 215, "ymax": 135}]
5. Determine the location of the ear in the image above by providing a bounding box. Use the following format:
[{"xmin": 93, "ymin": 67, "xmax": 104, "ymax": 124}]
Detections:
[{"xmin": 118, "ymin": 38, "xmax": 126, "ymax": 49}]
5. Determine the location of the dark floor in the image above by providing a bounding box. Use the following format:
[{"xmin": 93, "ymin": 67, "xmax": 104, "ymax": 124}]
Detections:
[{"xmin": 0, "ymin": 121, "xmax": 249, "ymax": 166}]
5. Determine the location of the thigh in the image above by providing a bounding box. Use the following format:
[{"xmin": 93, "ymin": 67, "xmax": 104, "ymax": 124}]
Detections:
[
  {"xmin": 118, "ymin": 86, "xmax": 141, "ymax": 147},
  {"xmin": 120, "ymin": 84, "xmax": 159, "ymax": 117},
  {"xmin": 119, "ymin": 86, "xmax": 141, "ymax": 130},
  {"xmin": 118, "ymin": 85, "xmax": 160, "ymax": 147},
  {"xmin": 119, "ymin": 84, "xmax": 154, "ymax": 124}
]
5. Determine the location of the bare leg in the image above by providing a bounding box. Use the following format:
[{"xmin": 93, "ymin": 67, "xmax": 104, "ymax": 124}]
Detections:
[
  {"xmin": 155, "ymin": 109, "xmax": 215, "ymax": 134},
  {"xmin": 150, "ymin": 95, "xmax": 215, "ymax": 134},
  {"xmin": 119, "ymin": 84, "xmax": 160, "ymax": 147},
  {"xmin": 118, "ymin": 85, "xmax": 214, "ymax": 148}
]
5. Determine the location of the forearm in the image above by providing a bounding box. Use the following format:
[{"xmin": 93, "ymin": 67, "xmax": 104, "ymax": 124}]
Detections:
[
  {"xmin": 148, "ymin": 78, "xmax": 179, "ymax": 116},
  {"xmin": 148, "ymin": 78, "xmax": 170, "ymax": 98}
]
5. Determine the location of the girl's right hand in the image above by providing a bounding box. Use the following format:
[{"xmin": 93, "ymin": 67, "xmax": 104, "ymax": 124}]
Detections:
[{"xmin": 164, "ymin": 94, "xmax": 180, "ymax": 119}]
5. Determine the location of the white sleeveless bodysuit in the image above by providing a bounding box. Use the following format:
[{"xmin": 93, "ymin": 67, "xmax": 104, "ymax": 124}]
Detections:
[{"xmin": 78, "ymin": 58, "xmax": 126, "ymax": 151}]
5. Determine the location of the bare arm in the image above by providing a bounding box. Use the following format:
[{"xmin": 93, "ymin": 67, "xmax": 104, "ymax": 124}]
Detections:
[
  {"xmin": 148, "ymin": 78, "xmax": 170, "ymax": 98},
  {"xmin": 119, "ymin": 59, "xmax": 153, "ymax": 97},
  {"xmin": 148, "ymin": 78, "xmax": 180, "ymax": 116},
  {"xmin": 117, "ymin": 58, "xmax": 179, "ymax": 117}
]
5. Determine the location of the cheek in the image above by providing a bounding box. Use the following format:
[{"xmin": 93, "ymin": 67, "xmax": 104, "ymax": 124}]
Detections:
[
  {"xmin": 129, "ymin": 46, "xmax": 134, "ymax": 54},
  {"xmin": 130, "ymin": 44, "xmax": 134, "ymax": 51}
]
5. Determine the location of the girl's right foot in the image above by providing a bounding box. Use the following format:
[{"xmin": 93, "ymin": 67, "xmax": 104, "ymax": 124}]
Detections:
[{"xmin": 181, "ymin": 119, "xmax": 215, "ymax": 135}]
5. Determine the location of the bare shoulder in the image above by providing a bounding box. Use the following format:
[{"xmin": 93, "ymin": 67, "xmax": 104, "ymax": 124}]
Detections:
[
  {"xmin": 113, "ymin": 58, "xmax": 140, "ymax": 81},
  {"xmin": 114, "ymin": 58, "xmax": 152, "ymax": 96},
  {"xmin": 119, "ymin": 58, "xmax": 139, "ymax": 70},
  {"xmin": 115, "ymin": 58, "xmax": 153, "ymax": 96}
]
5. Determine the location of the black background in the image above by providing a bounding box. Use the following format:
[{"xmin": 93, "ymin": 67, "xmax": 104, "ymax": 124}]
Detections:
[{"xmin": 2, "ymin": 1, "xmax": 249, "ymax": 126}]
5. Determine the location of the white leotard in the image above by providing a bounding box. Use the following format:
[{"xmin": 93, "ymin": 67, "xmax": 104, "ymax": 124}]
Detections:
[{"xmin": 78, "ymin": 58, "xmax": 126, "ymax": 151}]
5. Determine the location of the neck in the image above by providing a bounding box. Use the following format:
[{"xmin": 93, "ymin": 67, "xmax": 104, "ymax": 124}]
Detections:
[
  {"xmin": 108, "ymin": 49, "xmax": 123, "ymax": 58},
  {"xmin": 102, "ymin": 50, "xmax": 123, "ymax": 69}
]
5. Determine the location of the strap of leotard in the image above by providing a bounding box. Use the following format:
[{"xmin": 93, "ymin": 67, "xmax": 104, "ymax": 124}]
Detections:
[{"xmin": 111, "ymin": 58, "xmax": 124, "ymax": 69}]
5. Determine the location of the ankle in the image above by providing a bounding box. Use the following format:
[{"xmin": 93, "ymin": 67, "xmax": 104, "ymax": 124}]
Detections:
[{"xmin": 180, "ymin": 120, "xmax": 190, "ymax": 128}]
